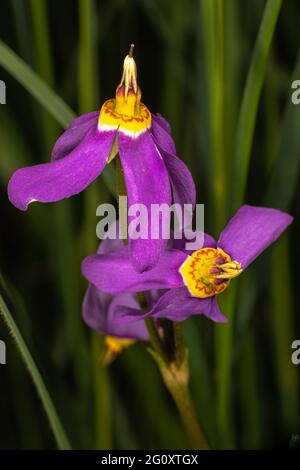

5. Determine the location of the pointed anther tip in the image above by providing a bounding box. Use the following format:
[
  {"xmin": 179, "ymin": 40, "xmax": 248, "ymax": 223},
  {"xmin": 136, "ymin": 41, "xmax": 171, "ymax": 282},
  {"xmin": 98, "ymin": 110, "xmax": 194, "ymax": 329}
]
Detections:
[{"xmin": 129, "ymin": 43, "xmax": 135, "ymax": 57}]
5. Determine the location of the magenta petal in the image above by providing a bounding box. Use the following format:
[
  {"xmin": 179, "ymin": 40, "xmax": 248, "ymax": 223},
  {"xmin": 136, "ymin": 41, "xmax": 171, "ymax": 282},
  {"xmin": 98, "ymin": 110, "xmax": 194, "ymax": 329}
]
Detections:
[
  {"xmin": 159, "ymin": 147, "xmax": 196, "ymax": 208},
  {"xmin": 151, "ymin": 115, "xmax": 176, "ymax": 155},
  {"xmin": 152, "ymin": 113, "xmax": 172, "ymax": 135},
  {"xmin": 218, "ymin": 205, "xmax": 293, "ymax": 269},
  {"xmin": 119, "ymin": 287, "xmax": 227, "ymax": 323},
  {"xmin": 8, "ymin": 126, "xmax": 116, "ymax": 211},
  {"xmin": 151, "ymin": 116, "xmax": 196, "ymax": 211},
  {"xmin": 83, "ymin": 285, "xmax": 148, "ymax": 340},
  {"xmin": 147, "ymin": 287, "xmax": 228, "ymax": 322},
  {"xmin": 52, "ymin": 111, "xmax": 99, "ymax": 161},
  {"xmin": 118, "ymin": 130, "xmax": 172, "ymax": 272},
  {"xmin": 81, "ymin": 247, "xmax": 186, "ymax": 294},
  {"xmin": 68, "ymin": 110, "xmax": 99, "ymax": 128}
]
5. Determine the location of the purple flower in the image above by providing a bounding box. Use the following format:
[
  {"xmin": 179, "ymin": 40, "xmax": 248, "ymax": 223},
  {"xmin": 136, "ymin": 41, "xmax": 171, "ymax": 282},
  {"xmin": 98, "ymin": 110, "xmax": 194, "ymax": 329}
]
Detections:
[
  {"xmin": 83, "ymin": 234, "xmax": 148, "ymax": 341},
  {"xmin": 7, "ymin": 47, "xmax": 195, "ymax": 273},
  {"xmin": 81, "ymin": 205, "xmax": 293, "ymax": 323}
]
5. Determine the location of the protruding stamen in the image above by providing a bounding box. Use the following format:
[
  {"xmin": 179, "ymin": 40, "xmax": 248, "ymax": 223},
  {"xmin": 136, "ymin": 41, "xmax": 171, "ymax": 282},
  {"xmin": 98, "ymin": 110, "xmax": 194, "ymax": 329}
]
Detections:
[
  {"xmin": 119, "ymin": 45, "xmax": 138, "ymax": 99},
  {"xmin": 214, "ymin": 260, "xmax": 242, "ymax": 280}
]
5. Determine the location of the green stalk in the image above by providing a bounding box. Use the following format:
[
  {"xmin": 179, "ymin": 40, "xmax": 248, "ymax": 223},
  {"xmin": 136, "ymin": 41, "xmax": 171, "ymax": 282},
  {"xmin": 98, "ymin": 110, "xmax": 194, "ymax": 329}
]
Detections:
[
  {"xmin": 145, "ymin": 320, "xmax": 209, "ymax": 449},
  {"xmin": 0, "ymin": 292, "xmax": 71, "ymax": 450},
  {"xmin": 271, "ymin": 234, "xmax": 299, "ymax": 432},
  {"xmin": 214, "ymin": 284, "xmax": 237, "ymax": 448},
  {"xmin": 78, "ymin": 0, "xmax": 98, "ymax": 115},
  {"xmin": 237, "ymin": 330, "xmax": 262, "ymax": 449},
  {"xmin": 78, "ymin": 0, "xmax": 112, "ymax": 449},
  {"xmin": 161, "ymin": 0, "xmax": 186, "ymax": 139},
  {"xmin": 29, "ymin": 0, "xmax": 57, "ymax": 145},
  {"xmin": 78, "ymin": 0, "xmax": 99, "ymax": 253},
  {"xmin": 232, "ymin": 0, "xmax": 282, "ymax": 209},
  {"xmin": 115, "ymin": 129, "xmax": 208, "ymax": 449},
  {"xmin": 148, "ymin": 342, "xmax": 209, "ymax": 450},
  {"xmin": 201, "ymin": 0, "xmax": 227, "ymax": 234},
  {"xmin": 144, "ymin": 317, "xmax": 165, "ymax": 359},
  {"xmin": 215, "ymin": 0, "xmax": 282, "ymax": 448},
  {"xmin": 11, "ymin": 0, "xmax": 32, "ymax": 63}
]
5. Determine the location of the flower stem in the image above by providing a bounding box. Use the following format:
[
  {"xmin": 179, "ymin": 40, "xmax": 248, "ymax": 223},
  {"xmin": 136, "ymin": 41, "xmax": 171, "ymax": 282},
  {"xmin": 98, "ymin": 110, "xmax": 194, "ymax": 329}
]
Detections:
[
  {"xmin": 0, "ymin": 290, "xmax": 71, "ymax": 450},
  {"xmin": 164, "ymin": 368, "xmax": 209, "ymax": 450},
  {"xmin": 144, "ymin": 317, "xmax": 165, "ymax": 359},
  {"xmin": 115, "ymin": 145, "xmax": 208, "ymax": 449},
  {"xmin": 148, "ymin": 344, "xmax": 209, "ymax": 450},
  {"xmin": 172, "ymin": 324, "xmax": 209, "ymax": 449},
  {"xmin": 173, "ymin": 321, "xmax": 185, "ymax": 364}
]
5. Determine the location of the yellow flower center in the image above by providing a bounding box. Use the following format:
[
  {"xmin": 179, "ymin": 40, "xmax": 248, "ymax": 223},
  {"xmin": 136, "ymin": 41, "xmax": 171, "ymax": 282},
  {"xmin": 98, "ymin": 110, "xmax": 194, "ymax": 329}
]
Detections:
[
  {"xmin": 98, "ymin": 44, "xmax": 151, "ymax": 138},
  {"xmin": 179, "ymin": 248, "xmax": 242, "ymax": 298}
]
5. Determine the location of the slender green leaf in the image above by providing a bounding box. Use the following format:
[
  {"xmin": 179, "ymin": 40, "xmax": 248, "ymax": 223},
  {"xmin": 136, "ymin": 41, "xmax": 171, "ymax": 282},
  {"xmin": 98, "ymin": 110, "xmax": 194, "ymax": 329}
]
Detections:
[
  {"xmin": 233, "ymin": 0, "xmax": 282, "ymax": 209},
  {"xmin": 201, "ymin": 0, "xmax": 227, "ymax": 233},
  {"xmin": 0, "ymin": 288, "xmax": 72, "ymax": 450},
  {"xmin": 265, "ymin": 50, "xmax": 300, "ymax": 209},
  {"xmin": 271, "ymin": 234, "xmax": 299, "ymax": 431},
  {"xmin": 0, "ymin": 40, "xmax": 75, "ymax": 128}
]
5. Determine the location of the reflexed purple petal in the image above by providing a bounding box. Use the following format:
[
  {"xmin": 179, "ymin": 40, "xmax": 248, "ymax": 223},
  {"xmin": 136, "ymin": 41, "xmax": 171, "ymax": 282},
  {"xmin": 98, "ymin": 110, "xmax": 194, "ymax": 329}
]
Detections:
[
  {"xmin": 68, "ymin": 111, "xmax": 99, "ymax": 128},
  {"xmin": 151, "ymin": 115, "xmax": 196, "ymax": 212},
  {"xmin": 52, "ymin": 111, "xmax": 99, "ymax": 161},
  {"xmin": 218, "ymin": 205, "xmax": 293, "ymax": 269},
  {"xmin": 119, "ymin": 287, "xmax": 227, "ymax": 323},
  {"xmin": 83, "ymin": 285, "xmax": 148, "ymax": 340},
  {"xmin": 152, "ymin": 113, "xmax": 172, "ymax": 135},
  {"xmin": 158, "ymin": 147, "xmax": 196, "ymax": 209},
  {"xmin": 151, "ymin": 115, "xmax": 176, "ymax": 155},
  {"xmin": 8, "ymin": 126, "xmax": 116, "ymax": 211},
  {"xmin": 118, "ymin": 130, "xmax": 172, "ymax": 272},
  {"xmin": 148, "ymin": 287, "xmax": 228, "ymax": 322},
  {"xmin": 81, "ymin": 247, "xmax": 186, "ymax": 294}
]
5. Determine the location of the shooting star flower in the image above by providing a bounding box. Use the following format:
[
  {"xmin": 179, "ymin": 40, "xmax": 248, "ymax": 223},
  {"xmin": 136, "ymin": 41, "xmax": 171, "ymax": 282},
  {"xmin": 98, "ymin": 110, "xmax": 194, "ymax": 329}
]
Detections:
[
  {"xmin": 8, "ymin": 45, "xmax": 195, "ymax": 272},
  {"xmin": 82, "ymin": 205, "xmax": 293, "ymax": 322}
]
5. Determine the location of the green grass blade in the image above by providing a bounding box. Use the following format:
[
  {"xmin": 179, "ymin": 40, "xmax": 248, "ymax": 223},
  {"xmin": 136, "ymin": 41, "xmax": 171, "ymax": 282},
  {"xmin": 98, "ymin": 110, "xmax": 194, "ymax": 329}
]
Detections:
[
  {"xmin": 265, "ymin": 50, "xmax": 300, "ymax": 209},
  {"xmin": 0, "ymin": 290, "xmax": 72, "ymax": 450},
  {"xmin": 271, "ymin": 234, "xmax": 299, "ymax": 432},
  {"xmin": 78, "ymin": 0, "xmax": 98, "ymax": 115},
  {"xmin": 10, "ymin": 0, "xmax": 32, "ymax": 63},
  {"xmin": 0, "ymin": 40, "xmax": 75, "ymax": 127},
  {"xmin": 237, "ymin": 330, "xmax": 262, "ymax": 449},
  {"xmin": 0, "ymin": 39, "xmax": 116, "ymax": 192},
  {"xmin": 184, "ymin": 320, "xmax": 218, "ymax": 448},
  {"xmin": 29, "ymin": 0, "xmax": 59, "ymax": 146},
  {"xmin": 215, "ymin": 0, "xmax": 282, "ymax": 448},
  {"xmin": 215, "ymin": 284, "xmax": 238, "ymax": 448},
  {"xmin": 232, "ymin": 0, "xmax": 282, "ymax": 209},
  {"xmin": 201, "ymin": 0, "xmax": 227, "ymax": 233}
]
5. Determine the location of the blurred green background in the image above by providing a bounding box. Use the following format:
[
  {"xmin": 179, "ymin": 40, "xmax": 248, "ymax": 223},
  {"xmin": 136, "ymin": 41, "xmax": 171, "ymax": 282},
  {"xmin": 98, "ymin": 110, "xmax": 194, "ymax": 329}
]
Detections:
[{"xmin": 0, "ymin": 0, "xmax": 299, "ymax": 450}]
